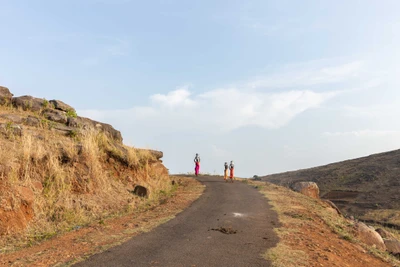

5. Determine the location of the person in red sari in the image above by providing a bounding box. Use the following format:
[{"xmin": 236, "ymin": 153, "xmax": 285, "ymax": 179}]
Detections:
[
  {"xmin": 194, "ymin": 153, "xmax": 200, "ymax": 176},
  {"xmin": 229, "ymin": 161, "xmax": 234, "ymax": 182}
]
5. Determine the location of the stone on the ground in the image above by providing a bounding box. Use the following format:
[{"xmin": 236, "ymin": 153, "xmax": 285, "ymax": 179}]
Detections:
[
  {"xmin": 0, "ymin": 123, "xmax": 23, "ymax": 137},
  {"xmin": 376, "ymin": 228, "xmax": 395, "ymax": 239},
  {"xmin": 132, "ymin": 185, "xmax": 148, "ymax": 197},
  {"xmin": 0, "ymin": 114, "xmax": 24, "ymax": 123},
  {"xmin": 253, "ymin": 175, "xmax": 261, "ymax": 181},
  {"xmin": 384, "ymin": 239, "xmax": 400, "ymax": 255},
  {"xmin": 354, "ymin": 222, "xmax": 386, "ymax": 251},
  {"xmin": 25, "ymin": 116, "xmax": 41, "ymax": 127},
  {"xmin": 0, "ymin": 86, "xmax": 13, "ymax": 105},
  {"xmin": 49, "ymin": 100, "xmax": 76, "ymax": 113},
  {"xmin": 291, "ymin": 181, "xmax": 320, "ymax": 199},
  {"xmin": 67, "ymin": 117, "xmax": 79, "ymax": 127},
  {"xmin": 42, "ymin": 109, "xmax": 68, "ymax": 124}
]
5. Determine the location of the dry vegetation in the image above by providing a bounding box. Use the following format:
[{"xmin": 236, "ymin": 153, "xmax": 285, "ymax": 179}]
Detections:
[
  {"xmin": 0, "ymin": 177, "xmax": 204, "ymax": 267},
  {"xmin": 242, "ymin": 180, "xmax": 400, "ymax": 267},
  {"xmin": 360, "ymin": 210, "xmax": 400, "ymax": 228},
  {"xmin": 0, "ymin": 105, "xmax": 173, "ymax": 252},
  {"xmin": 261, "ymin": 149, "xmax": 400, "ymax": 226}
]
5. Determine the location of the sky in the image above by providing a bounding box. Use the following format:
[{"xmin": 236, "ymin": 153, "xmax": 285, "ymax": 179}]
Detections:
[{"xmin": 1, "ymin": 0, "xmax": 400, "ymax": 177}]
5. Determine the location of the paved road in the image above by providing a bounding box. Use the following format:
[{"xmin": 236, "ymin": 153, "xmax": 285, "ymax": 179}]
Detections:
[{"xmin": 75, "ymin": 176, "xmax": 279, "ymax": 267}]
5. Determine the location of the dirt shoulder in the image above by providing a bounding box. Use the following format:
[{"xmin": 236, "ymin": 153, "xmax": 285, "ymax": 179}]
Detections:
[
  {"xmin": 244, "ymin": 180, "xmax": 400, "ymax": 267},
  {"xmin": 0, "ymin": 177, "xmax": 204, "ymax": 267}
]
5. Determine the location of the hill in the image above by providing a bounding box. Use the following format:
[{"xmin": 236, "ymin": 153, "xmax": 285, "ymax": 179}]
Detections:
[
  {"xmin": 261, "ymin": 149, "xmax": 400, "ymax": 227},
  {"xmin": 0, "ymin": 86, "xmax": 172, "ymax": 250}
]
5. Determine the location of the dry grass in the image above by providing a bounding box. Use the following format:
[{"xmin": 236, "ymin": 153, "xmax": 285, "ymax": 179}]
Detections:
[
  {"xmin": 265, "ymin": 244, "xmax": 309, "ymax": 267},
  {"xmin": 0, "ymin": 177, "xmax": 204, "ymax": 267},
  {"xmin": 243, "ymin": 180, "xmax": 400, "ymax": 267},
  {"xmin": 360, "ymin": 209, "xmax": 400, "ymax": 227},
  {"xmin": 0, "ymin": 107, "xmax": 172, "ymax": 251}
]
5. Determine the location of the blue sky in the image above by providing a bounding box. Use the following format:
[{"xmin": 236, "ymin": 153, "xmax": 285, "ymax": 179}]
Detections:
[{"xmin": 1, "ymin": 0, "xmax": 400, "ymax": 177}]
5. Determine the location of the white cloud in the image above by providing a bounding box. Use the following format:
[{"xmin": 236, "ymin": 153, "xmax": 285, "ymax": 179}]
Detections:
[
  {"xmin": 80, "ymin": 87, "xmax": 338, "ymax": 134},
  {"xmin": 150, "ymin": 86, "xmax": 196, "ymax": 108},
  {"xmin": 79, "ymin": 59, "xmax": 367, "ymax": 133}
]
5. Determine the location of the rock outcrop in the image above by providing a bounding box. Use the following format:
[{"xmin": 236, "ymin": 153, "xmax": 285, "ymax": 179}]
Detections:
[
  {"xmin": 42, "ymin": 109, "xmax": 68, "ymax": 124},
  {"xmin": 0, "ymin": 123, "xmax": 23, "ymax": 137},
  {"xmin": 12, "ymin": 95, "xmax": 46, "ymax": 112},
  {"xmin": 0, "ymin": 87, "xmax": 123, "ymax": 143},
  {"xmin": 0, "ymin": 85, "xmax": 169, "ymax": 240},
  {"xmin": 384, "ymin": 239, "xmax": 400, "ymax": 256},
  {"xmin": 291, "ymin": 181, "xmax": 320, "ymax": 199},
  {"xmin": 376, "ymin": 228, "xmax": 395, "ymax": 239},
  {"xmin": 0, "ymin": 86, "xmax": 13, "ymax": 105},
  {"xmin": 49, "ymin": 100, "xmax": 76, "ymax": 113},
  {"xmin": 354, "ymin": 222, "xmax": 386, "ymax": 251},
  {"xmin": 0, "ymin": 114, "xmax": 24, "ymax": 124}
]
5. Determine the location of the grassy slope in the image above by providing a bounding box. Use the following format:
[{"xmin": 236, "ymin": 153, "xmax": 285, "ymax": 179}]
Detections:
[
  {"xmin": 0, "ymin": 105, "xmax": 172, "ymax": 250},
  {"xmin": 261, "ymin": 149, "xmax": 400, "ymax": 225},
  {"xmin": 241, "ymin": 180, "xmax": 400, "ymax": 267}
]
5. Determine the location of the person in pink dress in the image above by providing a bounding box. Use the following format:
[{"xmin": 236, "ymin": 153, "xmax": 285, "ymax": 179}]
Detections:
[{"xmin": 194, "ymin": 153, "xmax": 200, "ymax": 176}]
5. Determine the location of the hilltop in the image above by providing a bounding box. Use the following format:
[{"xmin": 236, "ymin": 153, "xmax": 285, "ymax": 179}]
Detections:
[
  {"xmin": 261, "ymin": 149, "xmax": 400, "ymax": 227},
  {"xmin": 0, "ymin": 86, "xmax": 173, "ymax": 250}
]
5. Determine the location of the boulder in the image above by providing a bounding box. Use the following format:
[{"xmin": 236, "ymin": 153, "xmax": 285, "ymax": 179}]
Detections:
[
  {"xmin": 95, "ymin": 121, "xmax": 123, "ymax": 143},
  {"xmin": 148, "ymin": 149, "xmax": 163, "ymax": 160},
  {"xmin": 0, "ymin": 123, "xmax": 23, "ymax": 137},
  {"xmin": 12, "ymin": 95, "xmax": 45, "ymax": 112},
  {"xmin": 0, "ymin": 114, "xmax": 24, "ymax": 124},
  {"xmin": 68, "ymin": 116, "xmax": 123, "ymax": 143},
  {"xmin": 291, "ymin": 182, "xmax": 320, "ymax": 199},
  {"xmin": 253, "ymin": 175, "xmax": 261, "ymax": 181},
  {"xmin": 52, "ymin": 124, "xmax": 75, "ymax": 135},
  {"xmin": 42, "ymin": 109, "xmax": 68, "ymax": 124},
  {"xmin": 0, "ymin": 86, "xmax": 13, "ymax": 105},
  {"xmin": 354, "ymin": 222, "xmax": 386, "ymax": 251},
  {"xmin": 384, "ymin": 239, "xmax": 400, "ymax": 255},
  {"xmin": 376, "ymin": 228, "xmax": 395, "ymax": 239},
  {"xmin": 25, "ymin": 116, "xmax": 41, "ymax": 127},
  {"xmin": 67, "ymin": 117, "xmax": 79, "ymax": 127},
  {"xmin": 132, "ymin": 185, "xmax": 148, "ymax": 197},
  {"xmin": 49, "ymin": 100, "xmax": 76, "ymax": 113}
]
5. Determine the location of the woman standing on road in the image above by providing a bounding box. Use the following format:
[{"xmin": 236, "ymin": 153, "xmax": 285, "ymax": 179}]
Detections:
[
  {"xmin": 229, "ymin": 161, "xmax": 235, "ymax": 182},
  {"xmin": 224, "ymin": 162, "xmax": 229, "ymax": 182},
  {"xmin": 194, "ymin": 153, "xmax": 201, "ymax": 176}
]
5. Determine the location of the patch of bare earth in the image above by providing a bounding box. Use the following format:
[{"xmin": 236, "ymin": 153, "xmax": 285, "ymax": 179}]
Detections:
[
  {"xmin": 0, "ymin": 177, "xmax": 204, "ymax": 267},
  {"xmin": 245, "ymin": 180, "xmax": 399, "ymax": 267}
]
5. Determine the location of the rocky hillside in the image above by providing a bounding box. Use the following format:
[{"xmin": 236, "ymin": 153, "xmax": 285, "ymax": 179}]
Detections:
[
  {"xmin": 0, "ymin": 86, "xmax": 171, "ymax": 248},
  {"xmin": 261, "ymin": 149, "xmax": 400, "ymax": 227}
]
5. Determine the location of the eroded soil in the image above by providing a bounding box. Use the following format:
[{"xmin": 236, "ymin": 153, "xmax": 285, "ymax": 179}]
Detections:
[{"xmin": 0, "ymin": 177, "xmax": 204, "ymax": 267}]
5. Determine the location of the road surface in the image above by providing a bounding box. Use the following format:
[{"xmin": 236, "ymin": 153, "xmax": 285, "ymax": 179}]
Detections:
[{"xmin": 75, "ymin": 176, "xmax": 279, "ymax": 267}]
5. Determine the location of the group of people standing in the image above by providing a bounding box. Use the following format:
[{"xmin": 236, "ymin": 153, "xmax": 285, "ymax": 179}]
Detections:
[{"xmin": 193, "ymin": 153, "xmax": 235, "ymax": 182}]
